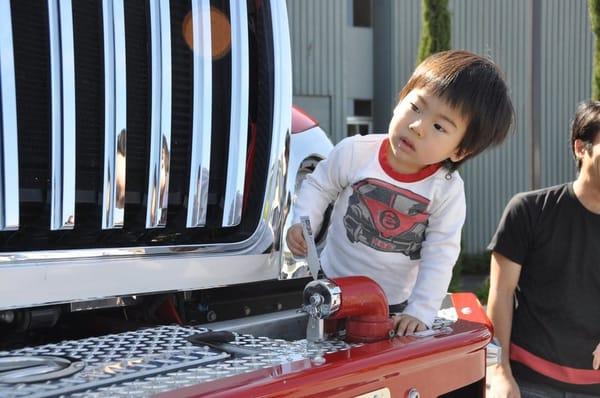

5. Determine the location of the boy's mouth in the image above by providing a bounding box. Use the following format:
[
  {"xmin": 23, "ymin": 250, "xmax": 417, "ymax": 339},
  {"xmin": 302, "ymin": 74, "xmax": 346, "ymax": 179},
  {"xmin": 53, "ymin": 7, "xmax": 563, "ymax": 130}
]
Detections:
[{"xmin": 397, "ymin": 137, "xmax": 415, "ymax": 152}]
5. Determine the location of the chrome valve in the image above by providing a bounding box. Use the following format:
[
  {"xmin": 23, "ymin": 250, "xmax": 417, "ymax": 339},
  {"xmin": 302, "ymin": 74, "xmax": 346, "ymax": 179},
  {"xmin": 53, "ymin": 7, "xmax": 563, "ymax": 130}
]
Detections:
[
  {"xmin": 301, "ymin": 279, "xmax": 341, "ymax": 319},
  {"xmin": 301, "ymin": 279, "xmax": 342, "ymax": 342}
]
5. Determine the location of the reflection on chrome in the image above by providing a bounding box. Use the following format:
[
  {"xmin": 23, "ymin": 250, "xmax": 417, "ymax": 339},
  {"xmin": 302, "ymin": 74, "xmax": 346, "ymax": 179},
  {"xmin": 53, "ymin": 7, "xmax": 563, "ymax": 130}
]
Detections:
[
  {"xmin": 0, "ymin": 1, "xmax": 19, "ymax": 231},
  {"xmin": 146, "ymin": 0, "xmax": 172, "ymax": 228},
  {"xmin": 187, "ymin": 0, "xmax": 212, "ymax": 228},
  {"xmin": 48, "ymin": 0, "xmax": 76, "ymax": 231},
  {"xmin": 101, "ymin": 0, "xmax": 127, "ymax": 229}
]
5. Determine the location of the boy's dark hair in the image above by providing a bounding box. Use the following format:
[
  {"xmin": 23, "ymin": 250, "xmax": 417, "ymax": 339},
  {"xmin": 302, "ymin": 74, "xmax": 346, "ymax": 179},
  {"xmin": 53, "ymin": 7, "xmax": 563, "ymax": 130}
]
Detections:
[
  {"xmin": 398, "ymin": 50, "xmax": 514, "ymax": 171},
  {"xmin": 571, "ymin": 101, "xmax": 600, "ymax": 171}
]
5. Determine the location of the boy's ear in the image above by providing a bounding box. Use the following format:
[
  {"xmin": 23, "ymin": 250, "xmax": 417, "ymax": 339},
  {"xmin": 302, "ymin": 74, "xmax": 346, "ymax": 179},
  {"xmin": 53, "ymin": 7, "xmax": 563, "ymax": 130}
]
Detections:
[{"xmin": 449, "ymin": 148, "xmax": 469, "ymax": 162}]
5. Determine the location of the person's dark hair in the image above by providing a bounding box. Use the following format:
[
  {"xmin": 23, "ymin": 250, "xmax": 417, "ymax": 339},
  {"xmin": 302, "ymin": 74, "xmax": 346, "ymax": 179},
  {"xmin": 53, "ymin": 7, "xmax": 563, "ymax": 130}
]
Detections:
[
  {"xmin": 398, "ymin": 50, "xmax": 514, "ymax": 171},
  {"xmin": 570, "ymin": 101, "xmax": 600, "ymax": 171}
]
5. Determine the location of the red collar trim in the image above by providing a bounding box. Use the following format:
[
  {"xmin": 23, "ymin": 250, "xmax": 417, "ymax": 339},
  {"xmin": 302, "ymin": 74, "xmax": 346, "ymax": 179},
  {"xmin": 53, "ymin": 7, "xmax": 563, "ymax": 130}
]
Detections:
[{"xmin": 378, "ymin": 138, "xmax": 442, "ymax": 182}]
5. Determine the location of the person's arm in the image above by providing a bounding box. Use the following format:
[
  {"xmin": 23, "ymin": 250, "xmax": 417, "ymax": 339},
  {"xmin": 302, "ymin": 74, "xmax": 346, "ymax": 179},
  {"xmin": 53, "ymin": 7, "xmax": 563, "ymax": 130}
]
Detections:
[
  {"xmin": 487, "ymin": 251, "xmax": 522, "ymax": 398},
  {"xmin": 287, "ymin": 138, "xmax": 355, "ymax": 256},
  {"xmin": 292, "ymin": 138, "xmax": 354, "ymax": 235}
]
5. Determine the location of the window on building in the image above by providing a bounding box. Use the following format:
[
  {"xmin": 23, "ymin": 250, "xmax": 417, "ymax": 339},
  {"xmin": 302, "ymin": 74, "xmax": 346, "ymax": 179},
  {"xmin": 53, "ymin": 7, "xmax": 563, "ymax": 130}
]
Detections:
[
  {"xmin": 354, "ymin": 99, "xmax": 372, "ymax": 117},
  {"xmin": 352, "ymin": 0, "xmax": 371, "ymax": 27},
  {"xmin": 347, "ymin": 118, "xmax": 371, "ymax": 136},
  {"xmin": 347, "ymin": 99, "xmax": 372, "ymax": 136}
]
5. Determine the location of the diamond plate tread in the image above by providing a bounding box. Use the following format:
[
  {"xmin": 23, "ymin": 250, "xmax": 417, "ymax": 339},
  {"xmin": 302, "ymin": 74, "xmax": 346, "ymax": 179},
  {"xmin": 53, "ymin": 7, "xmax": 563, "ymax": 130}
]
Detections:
[
  {"xmin": 0, "ymin": 325, "xmax": 358, "ymax": 398},
  {"xmin": 0, "ymin": 314, "xmax": 456, "ymax": 398}
]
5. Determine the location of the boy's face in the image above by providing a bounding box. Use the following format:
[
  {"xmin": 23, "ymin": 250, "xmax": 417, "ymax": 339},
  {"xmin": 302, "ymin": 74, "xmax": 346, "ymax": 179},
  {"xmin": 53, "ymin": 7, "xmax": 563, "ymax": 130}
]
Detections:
[{"xmin": 387, "ymin": 87, "xmax": 469, "ymax": 174}]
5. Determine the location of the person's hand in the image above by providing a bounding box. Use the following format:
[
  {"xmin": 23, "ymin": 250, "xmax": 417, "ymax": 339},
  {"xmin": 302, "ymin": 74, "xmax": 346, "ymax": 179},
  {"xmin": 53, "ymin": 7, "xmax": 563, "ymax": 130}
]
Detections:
[
  {"xmin": 488, "ymin": 365, "xmax": 521, "ymax": 398},
  {"xmin": 286, "ymin": 223, "xmax": 307, "ymax": 256},
  {"xmin": 392, "ymin": 313, "xmax": 426, "ymax": 336},
  {"xmin": 593, "ymin": 342, "xmax": 600, "ymax": 370}
]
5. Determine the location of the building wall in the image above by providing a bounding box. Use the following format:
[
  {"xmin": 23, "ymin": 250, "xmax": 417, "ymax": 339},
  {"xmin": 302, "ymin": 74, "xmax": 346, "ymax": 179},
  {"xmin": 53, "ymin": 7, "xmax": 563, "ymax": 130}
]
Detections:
[
  {"xmin": 450, "ymin": 0, "xmax": 532, "ymax": 253},
  {"xmin": 539, "ymin": 0, "xmax": 591, "ymax": 187},
  {"xmin": 286, "ymin": 0, "xmax": 592, "ymax": 253},
  {"xmin": 286, "ymin": 0, "xmax": 347, "ymax": 142},
  {"xmin": 450, "ymin": 0, "xmax": 591, "ymax": 252}
]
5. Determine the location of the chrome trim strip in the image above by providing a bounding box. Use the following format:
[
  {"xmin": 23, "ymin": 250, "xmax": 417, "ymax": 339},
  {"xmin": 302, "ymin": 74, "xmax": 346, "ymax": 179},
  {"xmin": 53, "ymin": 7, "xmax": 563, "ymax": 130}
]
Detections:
[
  {"xmin": 48, "ymin": 0, "xmax": 76, "ymax": 230},
  {"xmin": 146, "ymin": 0, "xmax": 172, "ymax": 228},
  {"xmin": 0, "ymin": 219, "xmax": 274, "ymax": 264},
  {"xmin": 0, "ymin": 2, "xmax": 20, "ymax": 231},
  {"xmin": 101, "ymin": 0, "xmax": 127, "ymax": 229},
  {"xmin": 222, "ymin": 0, "xmax": 249, "ymax": 227},
  {"xmin": 270, "ymin": 0, "xmax": 297, "ymax": 250},
  {"xmin": 186, "ymin": 0, "xmax": 212, "ymax": 228},
  {"xmin": 0, "ymin": 252, "xmax": 276, "ymax": 310},
  {"xmin": 269, "ymin": 0, "xmax": 292, "ymax": 177}
]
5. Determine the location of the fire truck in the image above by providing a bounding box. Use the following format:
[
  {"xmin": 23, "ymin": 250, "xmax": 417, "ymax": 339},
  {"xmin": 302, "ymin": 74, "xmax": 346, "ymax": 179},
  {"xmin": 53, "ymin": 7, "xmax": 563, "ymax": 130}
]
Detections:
[{"xmin": 0, "ymin": 1, "xmax": 495, "ymax": 396}]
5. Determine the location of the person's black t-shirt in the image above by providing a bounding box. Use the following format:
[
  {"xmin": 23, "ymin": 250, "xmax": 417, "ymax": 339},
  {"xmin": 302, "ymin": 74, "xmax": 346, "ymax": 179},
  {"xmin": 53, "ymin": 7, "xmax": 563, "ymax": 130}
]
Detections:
[{"xmin": 489, "ymin": 183, "xmax": 600, "ymax": 395}]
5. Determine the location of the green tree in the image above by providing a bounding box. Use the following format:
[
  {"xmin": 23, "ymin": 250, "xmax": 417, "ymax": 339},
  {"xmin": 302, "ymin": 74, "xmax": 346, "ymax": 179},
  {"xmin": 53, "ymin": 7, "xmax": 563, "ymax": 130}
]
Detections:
[
  {"xmin": 417, "ymin": 0, "xmax": 451, "ymax": 64},
  {"xmin": 590, "ymin": 0, "xmax": 600, "ymax": 100}
]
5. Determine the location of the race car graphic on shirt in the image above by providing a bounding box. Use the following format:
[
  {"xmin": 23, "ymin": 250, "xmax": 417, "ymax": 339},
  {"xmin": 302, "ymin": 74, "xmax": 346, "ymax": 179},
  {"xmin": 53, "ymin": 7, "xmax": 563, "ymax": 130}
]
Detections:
[{"xmin": 343, "ymin": 178, "xmax": 430, "ymax": 259}]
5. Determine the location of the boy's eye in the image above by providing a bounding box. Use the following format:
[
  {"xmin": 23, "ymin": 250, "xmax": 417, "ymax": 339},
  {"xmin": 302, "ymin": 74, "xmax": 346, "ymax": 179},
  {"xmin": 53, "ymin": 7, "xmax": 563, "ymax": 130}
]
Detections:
[
  {"xmin": 410, "ymin": 102, "xmax": 420, "ymax": 113},
  {"xmin": 433, "ymin": 123, "xmax": 446, "ymax": 133}
]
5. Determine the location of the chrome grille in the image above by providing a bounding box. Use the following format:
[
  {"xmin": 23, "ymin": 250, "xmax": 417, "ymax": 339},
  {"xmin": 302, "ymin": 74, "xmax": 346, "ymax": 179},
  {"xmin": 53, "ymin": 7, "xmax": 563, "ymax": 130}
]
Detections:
[{"xmin": 0, "ymin": 0, "xmax": 277, "ymax": 252}]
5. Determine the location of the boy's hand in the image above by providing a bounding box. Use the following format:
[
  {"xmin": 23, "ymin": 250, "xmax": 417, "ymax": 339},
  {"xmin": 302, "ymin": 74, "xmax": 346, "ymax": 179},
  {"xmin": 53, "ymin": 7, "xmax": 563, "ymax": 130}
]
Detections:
[
  {"xmin": 593, "ymin": 342, "xmax": 600, "ymax": 370},
  {"xmin": 286, "ymin": 223, "xmax": 307, "ymax": 257},
  {"xmin": 392, "ymin": 313, "xmax": 427, "ymax": 336}
]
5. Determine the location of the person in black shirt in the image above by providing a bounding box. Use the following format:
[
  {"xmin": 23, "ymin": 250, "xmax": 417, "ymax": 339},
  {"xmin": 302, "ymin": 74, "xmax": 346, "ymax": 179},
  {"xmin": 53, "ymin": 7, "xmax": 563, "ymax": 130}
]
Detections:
[{"xmin": 487, "ymin": 101, "xmax": 600, "ymax": 398}]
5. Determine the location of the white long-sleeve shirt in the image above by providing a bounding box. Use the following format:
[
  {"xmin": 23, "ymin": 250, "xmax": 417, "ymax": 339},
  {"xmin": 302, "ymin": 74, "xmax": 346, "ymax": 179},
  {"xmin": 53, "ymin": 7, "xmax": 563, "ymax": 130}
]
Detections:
[{"xmin": 293, "ymin": 134, "xmax": 465, "ymax": 326}]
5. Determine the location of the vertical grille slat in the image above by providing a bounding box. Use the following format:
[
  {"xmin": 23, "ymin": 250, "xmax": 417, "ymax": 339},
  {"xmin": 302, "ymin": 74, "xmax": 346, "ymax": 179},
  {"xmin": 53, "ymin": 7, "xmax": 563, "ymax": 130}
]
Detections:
[
  {"xmin": 269, "ymin": 0, "xmax": 292, "ymax": 170},
  {"xmin": 0, "ymin": 1, "xmax": 20, "ymax": 231},
  {"xmin": 146, "ymin": 0, "xmax": 172, "ymax": 228},
  {"xmin": 101, "ymin": 0, "xmax": 127, "ymax": 230},
  {"xmin": 48, "ymin": 0, "xmax": 76, "ymax": 230},
  {"xmin": 222, "ymin": 0, "xmax": 249, "ymax": 227},
  {"xmin": 186, "ymin": 0, "xmax": 212, "ymax": 228}
]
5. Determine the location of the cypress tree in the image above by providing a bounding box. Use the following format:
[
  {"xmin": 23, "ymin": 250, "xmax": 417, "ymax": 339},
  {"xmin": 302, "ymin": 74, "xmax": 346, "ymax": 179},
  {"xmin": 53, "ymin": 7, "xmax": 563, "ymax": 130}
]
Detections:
[
  {"xmin": 417, "ymin": 0, "xmax": 451, "ymax": 64},
  {"xmin": 590, "ymin": 0, "xmax": 600, "ymax": 100}
]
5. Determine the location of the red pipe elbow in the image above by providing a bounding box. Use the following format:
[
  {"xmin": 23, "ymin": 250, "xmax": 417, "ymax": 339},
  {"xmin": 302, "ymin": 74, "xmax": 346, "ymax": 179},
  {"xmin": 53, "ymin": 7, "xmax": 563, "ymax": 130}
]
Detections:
[
  {"xmin": 329, "ymin": 276, "xmax": 395, "ymax": 343},
  {"xmin": 330, "ymin": 276, "xmax": 389, "ymax": 320}
]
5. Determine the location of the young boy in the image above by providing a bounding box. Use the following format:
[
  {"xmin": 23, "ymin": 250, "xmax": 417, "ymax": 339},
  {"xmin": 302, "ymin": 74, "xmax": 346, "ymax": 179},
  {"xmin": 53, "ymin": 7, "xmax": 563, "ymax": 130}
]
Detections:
[{"xmin": 287, "ymin": 50, "xmax": 514, "ymax": 335}]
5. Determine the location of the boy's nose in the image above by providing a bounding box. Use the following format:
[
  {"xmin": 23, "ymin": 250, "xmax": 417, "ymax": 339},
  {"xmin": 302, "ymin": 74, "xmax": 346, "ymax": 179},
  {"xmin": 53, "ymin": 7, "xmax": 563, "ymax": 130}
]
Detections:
[{"xmin": 409, "ymin": 122, "xmax": 424, "ymax": 138}]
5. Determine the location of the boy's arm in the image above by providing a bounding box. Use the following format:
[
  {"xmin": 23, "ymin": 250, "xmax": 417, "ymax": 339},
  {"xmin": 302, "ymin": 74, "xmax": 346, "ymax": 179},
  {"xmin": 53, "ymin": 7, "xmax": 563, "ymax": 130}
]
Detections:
[
  {"xmin": 292, "ymin": 139, "xmax": 353, "ymax": 235},
  {"xmin": 403, "ymin": 179, "xmax": 465, "ymax": 327},
  {"xmin": 487, "ymin": 251, "xmax": 522, "ymax": 396}
]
